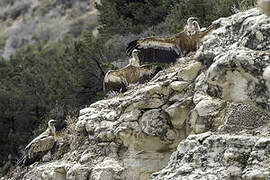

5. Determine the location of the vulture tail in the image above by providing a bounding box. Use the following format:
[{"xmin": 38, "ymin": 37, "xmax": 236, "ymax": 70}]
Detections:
[{"xmin": 126, "ymin": 40, "xmax": 139, "ymax": 57}]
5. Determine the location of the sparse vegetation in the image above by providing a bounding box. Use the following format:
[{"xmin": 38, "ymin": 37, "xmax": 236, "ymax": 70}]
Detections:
[{"xmin": 0, "ymin": 0, "xmax": 256, "ymax": 176}]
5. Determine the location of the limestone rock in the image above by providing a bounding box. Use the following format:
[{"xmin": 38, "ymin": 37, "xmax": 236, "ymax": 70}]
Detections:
[
  {"xmin": 221, "ymin": 103, "xmax": 270, "ymax": 133},
  {"xmin": 91, "ymin": 158, "xmax": 124, "ymax": 180},
  {"xmin": 151, "ymin": 8, "xmax": 270, "ymax": 179},
  {"xmin": 151, "ymin": 133, "xmax": 270, "ymax": 180},
  {"xmin": 190, "ymin": 96, "xmax": 225, "ymax": 133},
  {"xmin": 177, "ymin": 61, "xmax": 201, "ymax": 81}
]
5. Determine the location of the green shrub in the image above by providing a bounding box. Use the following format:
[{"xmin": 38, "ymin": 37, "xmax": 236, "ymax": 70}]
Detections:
[{"xmin": 96, "ymin": 0, "xmax": 175, "ymax": 36}]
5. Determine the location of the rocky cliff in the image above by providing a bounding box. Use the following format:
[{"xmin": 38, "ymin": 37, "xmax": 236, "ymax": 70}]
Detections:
[{"xmin": 3, "ymin": 7, "xmax": 270, "ymax": 180}]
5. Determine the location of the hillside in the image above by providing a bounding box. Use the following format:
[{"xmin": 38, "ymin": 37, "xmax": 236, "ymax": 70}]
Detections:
[
  {"xmin": 3, "ymin": 7, "xmax": 270, "ymax": 180},
  {"xmin": 0, "ymin": 0, "xmax": 99, "ymax": 59}
]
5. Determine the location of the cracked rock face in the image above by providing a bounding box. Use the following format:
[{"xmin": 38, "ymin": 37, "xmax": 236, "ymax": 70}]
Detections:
[
  {"xmin": 151, "ymin": 132, "xmax": 270, "ymax": 180},
  {"xmin": 5, "ymin": 8, "xmax": 270, "ymax": 180},
  {"xmin": 151, "ymin": 8, "xmax": 270, "ymax": 180}
]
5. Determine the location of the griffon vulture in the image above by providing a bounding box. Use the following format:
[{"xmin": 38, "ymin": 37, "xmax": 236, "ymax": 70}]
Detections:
[
  {"xmin": 126, "ymin": 19, "xmax": 215, "ymax": 64},
  {"xmin": 103, "ymin": 50, "xmax": 162, "ymax": 94},
  {"xmin": 191, "ymin": 21, "xmax": 203, "ymax": 50},
  {"xmin": 17, "ymin": 120, "xmax": 57, "ymax": 166},
  {"xmin": 103, "ymin": 50, "xmax": 141, "ymax": 93}
]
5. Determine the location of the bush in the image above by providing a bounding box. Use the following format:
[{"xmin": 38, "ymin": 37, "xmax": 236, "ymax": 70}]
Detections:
[
  {"xmin": 0, "ymin": 30, "xmax": 132, "ymax": 175},
  {"xmin": 96, "ymin": 0, "xmax": 175, "ymax": 36}
]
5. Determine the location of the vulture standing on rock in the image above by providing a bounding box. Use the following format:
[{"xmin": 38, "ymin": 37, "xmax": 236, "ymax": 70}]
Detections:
[
  {"xmin": 103, "ymin": 50, "xmax": 141, "ymax": 93},
  {"xmin": 126, "ymin": 18, "xmax": 216, "ymax": 64},
  {"xmin": 17, "ymin": 119, "xmax": 57, "ymax": 166},
  {"xmin": 192, "ymin": 21, "xmax": 204, "ymax": 50},
  {"xmin": 103, "ymin": 50, "xmax": 162, "ymax": 94}
]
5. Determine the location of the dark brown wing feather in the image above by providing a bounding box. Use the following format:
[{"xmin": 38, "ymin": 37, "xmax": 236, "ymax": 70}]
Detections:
[
  {"xmin": 126, "ymin": 24, "xmax": 215, "ymax": 64},
  {"xmin": 138, "ymin": 48, "xmax": 179, "ymax": 64}
]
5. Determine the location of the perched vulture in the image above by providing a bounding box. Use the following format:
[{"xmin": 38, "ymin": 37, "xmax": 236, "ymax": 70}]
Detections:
[
  {"xmin": 191, "ymin": 21, "xmax": 203, "ymax": 50},
  {"xmin": 184, "ymin": 17, "xmax": 199, "ymax": 36},
  {"xmin": 128, "ymin": 49, "xmax": 140, "ymax": 67},
  {"xmin": 103, "ymin": 50, "xmax": 141, "ymax": 93},
  {"xmin": 103, "ymin": 65, "xmax": 141, "ymax": 93},
  {"xmin": 258, "ymin": 0, "xmax": 270, "ymax": 16},
  {"xmin": 17, "ymin": 120, "xmax": 57, "ymax": 166},
  {"xmin": 103, "ymin": 50, "xmax": 162, "ymax": 93},
  {"xmin": 126, "ymin": 20, "xmax": 215, "ymax": 64}
]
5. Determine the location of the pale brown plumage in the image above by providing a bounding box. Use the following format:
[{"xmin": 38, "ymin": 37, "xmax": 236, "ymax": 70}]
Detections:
[
  {"xmin": 103, "ymin": 50, "xmax": 141, "ymax": 93},
  {"xmin": 258, "ymin": 0, "xmax": 270, "ymax": 16},
  {"xmin": 103, "ymin": 66, "xmax": 141, "ymax": 93},
  {"xmin": 18, "ymin": 120, "xmax": 56, "ymax": 166},
  {"xmin": 126, "ymin": 20, "xmax": 216, "ymax": 64},
  {"xmin": 103, "ymin": 50, "xmax": 161, "ymax": 94}
]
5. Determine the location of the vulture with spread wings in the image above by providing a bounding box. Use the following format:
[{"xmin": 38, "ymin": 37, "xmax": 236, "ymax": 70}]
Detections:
[{"xmin": 126, "ymin": 18, "xmax": 216, "ymax": 64}]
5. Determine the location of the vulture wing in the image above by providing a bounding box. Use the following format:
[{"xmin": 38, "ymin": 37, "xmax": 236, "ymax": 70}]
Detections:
[
  {"xmin": 18, "ymin": 129, "xmax": 55, "ymax": 166},
  {"xmin": 126, "ymin": 23, "xmax": 216, "ymax": 64},
  {"xmin": 126, "ymin": 37, "xmax": 183, "ymax": 64},
  {"xmin": 103, "ymin": 66, "xmax": 141, "ymax": 93},
  {"xmin": 25, "ymin": 129, "xmax": 50, "ymax": 150},
  {"xmin": 27, "ymin": 136, "xmax": 55, "ymax": 159}
]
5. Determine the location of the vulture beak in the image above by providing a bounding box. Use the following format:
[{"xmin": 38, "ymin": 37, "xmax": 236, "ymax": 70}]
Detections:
[
  {"xmin": 50, "ymin": 120, "xmax": 57, "ymax": 124},
  {"xmin": 132, "ymin": 49, "xmax": 140, "ymax": 55}
]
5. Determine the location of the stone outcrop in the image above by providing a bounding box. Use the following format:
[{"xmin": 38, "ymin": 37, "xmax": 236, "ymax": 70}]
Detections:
[
  {"xmin": 3, "ymin": 7, "xmax": 270, "ymax": 180},
  {"xmin": 151, "ymin": 132, "xmax": 270, "ymax": 180},
  {"xmin": 152, "ymin": 8, "xmax": 270, "ymax": 180}
]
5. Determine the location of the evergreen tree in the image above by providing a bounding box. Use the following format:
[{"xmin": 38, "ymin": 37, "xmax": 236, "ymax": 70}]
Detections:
[{"xmin": 96, "ymin": 0, "xmax": 174, "ymax": 36}]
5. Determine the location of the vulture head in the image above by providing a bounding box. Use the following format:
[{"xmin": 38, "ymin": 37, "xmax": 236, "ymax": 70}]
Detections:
[
  {"xmin": 192, "ymin": 21, "xmax": 201, "ymax": 32},
  {"xmin": 187, "ymin": 17, "xmax": 198, "ymax": 27},
  {"xmin": 129, "ymin": 49, "xmax": 140, "ymax": 66},
  {"xmin": 48, "ymin": 119, "xmax": 56, "ymax": 129},
  {"xmin": 185, "ymin": 17, "xmax": 199, "ymax": 36},
  {"xmin": 48, "ymin": 119, "xmax": 56, "ymax": 138}
]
